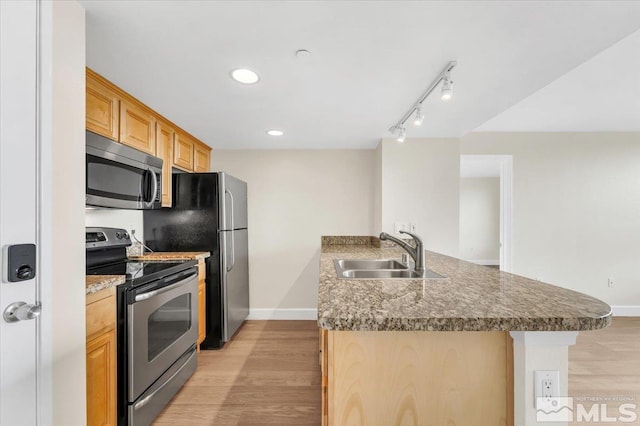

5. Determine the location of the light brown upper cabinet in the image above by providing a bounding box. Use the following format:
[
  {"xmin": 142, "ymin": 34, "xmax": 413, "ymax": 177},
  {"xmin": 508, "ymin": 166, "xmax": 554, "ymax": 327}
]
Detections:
[
  {"xmin": 120, "ymin": 100, "xmax": 156, "ymax": 155},
  {"xmin": 156, "ymin": 121, "xmax": 175, "ymax": 207},
  {"xmin": 173, "ymin": 131, "xmax": 195, "ymax": 172},
  {"xmin": 86, "ymin": 68, "xmax": 213, "ymax": 176},
  {"xmin": 86, "ymin": 72, "xmax": 120, "ymax": 140},
  {"xmin": 194, "ymin": 144, "xmax": 211, "ymax": 172}
]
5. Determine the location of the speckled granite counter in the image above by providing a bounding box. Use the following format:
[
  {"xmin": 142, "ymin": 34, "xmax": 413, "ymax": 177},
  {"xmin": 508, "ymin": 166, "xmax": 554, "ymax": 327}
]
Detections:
[
  {"xmin": 86, "ymin": 275, "xmax": 125, "ymax": 295},
  {"xmin": 318, "ymin": 237, "xmax": 612, "ymax": 332},
  {"xmin": 128, "ymin": 252, "xmax": 210, "ymax": 262}
]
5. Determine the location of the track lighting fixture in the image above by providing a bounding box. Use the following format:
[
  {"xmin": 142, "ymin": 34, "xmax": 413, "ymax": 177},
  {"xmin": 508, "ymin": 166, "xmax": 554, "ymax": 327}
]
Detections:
[
  {"xmin": 389, "ymin": 125, "xmax": 407, "ymax": 143},
  {"xmin": 397, "ymin": 126, "xmax": 406, "ymax": 143},
  {"xmin": 388, "ymin": 61, "xmax": 456, "ymax": 142},
  {"xmin": 413, "ymin": 106, "xmax": 424, "ymax": 126},
  {"xmin": 441, "ymin": 75, "xmax": 453, "ymax": 101}
]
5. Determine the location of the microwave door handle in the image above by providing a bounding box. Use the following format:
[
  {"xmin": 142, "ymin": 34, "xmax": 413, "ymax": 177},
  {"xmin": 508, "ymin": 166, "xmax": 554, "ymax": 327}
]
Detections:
[{"xmin": 148, "ymin": 168, "xmax": 158, "ymax": 203}]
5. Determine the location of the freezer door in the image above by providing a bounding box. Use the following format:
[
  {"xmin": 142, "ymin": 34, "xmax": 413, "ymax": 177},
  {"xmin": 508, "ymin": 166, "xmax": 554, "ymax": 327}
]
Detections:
[
  {"xmin": 218, "ymin": 173, "xmax": 248, "ymax": 231},
  {"xmin": 220, "ymin": 228, "xmax": 249, "ymax": 341}
]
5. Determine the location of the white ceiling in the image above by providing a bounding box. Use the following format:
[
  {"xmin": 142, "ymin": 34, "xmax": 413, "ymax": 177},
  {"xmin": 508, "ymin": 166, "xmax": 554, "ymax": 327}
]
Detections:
[
  {"xmin": 81, "ymin": 1, "xmax": 640, "ymax": 149},
  {"xmin": 476, "ymin": 29, "xmax": 640, "ymax": 132}
]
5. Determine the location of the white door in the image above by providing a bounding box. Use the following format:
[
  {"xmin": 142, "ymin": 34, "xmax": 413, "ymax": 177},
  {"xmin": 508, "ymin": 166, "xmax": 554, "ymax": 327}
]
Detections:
[{"xmin": 0, "ymin": 0, "xmax": 41, "ymax": 423}]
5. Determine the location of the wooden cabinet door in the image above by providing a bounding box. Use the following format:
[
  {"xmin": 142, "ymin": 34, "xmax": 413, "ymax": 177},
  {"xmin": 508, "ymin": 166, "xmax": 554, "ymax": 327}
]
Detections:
[
  {"xmin": 194, "ymin": 144, "xmax": 211, "ymax": 172},
  {"xmin": 86, "ymin": 74, "xmax": 119, "ymax": 140},
  {"xmin": 198, "ymin": 280, "xmax": 206, "ymax": 346},
  {"xmin": 197, "ymin": 260, "xmax": 206, "ymax": 346},
  {"xmin": 87, "ymin": 329, "xmax": 116, "ymax": 426},
  {"xmin": 120, "ymin": 100, "xmax": 156, "ymax": 155},
  {"xmin": 156, "ymin": 121, "xmax": 174, "ymax": 207},
  {"xmin": 173, "ymin": 132, "xmax": 195, "ymax": 171}
]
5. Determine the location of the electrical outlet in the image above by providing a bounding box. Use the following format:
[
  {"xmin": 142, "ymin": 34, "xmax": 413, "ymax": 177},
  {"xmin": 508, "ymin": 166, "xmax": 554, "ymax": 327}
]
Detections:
[
  {"xmin": 535, "ymin": 370, "xmax": 560, "ymax": 408},
  {"xmin": 608, "ymin": 277, "xmax": 615, "ymax": 288},
  {"xmin": 394, "ymin": 222, "xmax": 410, "ymax": 235}
]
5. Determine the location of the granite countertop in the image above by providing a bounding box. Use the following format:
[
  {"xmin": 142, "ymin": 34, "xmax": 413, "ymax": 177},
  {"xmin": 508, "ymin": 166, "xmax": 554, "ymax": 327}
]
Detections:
[
  {"xmin": 86, "ymin": 275, "xmax": 126, "ymax": 295},
  {"xmin": 85, "ymin": 252, "xmax": 208, "ymax": 296},
  {"xmin": 318, "ymin": 236, "xmax": 612, "ymax": 332},
  {"xmin": 128, "ymin": 252, "xmax": 210, "ymax": 262}
]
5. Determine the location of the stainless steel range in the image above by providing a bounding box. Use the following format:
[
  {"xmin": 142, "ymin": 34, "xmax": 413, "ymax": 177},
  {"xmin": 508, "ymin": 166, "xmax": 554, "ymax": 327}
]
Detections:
[{"xmin": 86, "ymin": 227, "xmax": 198, "ymax": 426}]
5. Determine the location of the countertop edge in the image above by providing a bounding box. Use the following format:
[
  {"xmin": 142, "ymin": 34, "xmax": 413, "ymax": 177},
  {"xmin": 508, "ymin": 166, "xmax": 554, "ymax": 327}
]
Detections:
[{"xmin": 86, "ymin": 275, "xmax": 126, "ymax": 295}]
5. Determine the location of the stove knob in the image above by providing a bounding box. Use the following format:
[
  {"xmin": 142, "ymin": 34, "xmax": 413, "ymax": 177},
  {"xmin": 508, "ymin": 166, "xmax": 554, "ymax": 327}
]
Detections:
[
  {"xmin": 115, "ymin": 232, "xmax": 122, "ymax": 239},
  {"xmin": 123, "ymin": 232, "xmax": 130, "ymax": 240}
]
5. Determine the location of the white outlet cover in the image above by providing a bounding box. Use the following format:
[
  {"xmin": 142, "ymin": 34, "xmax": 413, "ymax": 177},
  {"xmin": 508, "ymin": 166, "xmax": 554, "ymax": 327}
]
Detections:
[{"xmin": 534, "ymin": 370, "xmax": 560, "ymax": 408}]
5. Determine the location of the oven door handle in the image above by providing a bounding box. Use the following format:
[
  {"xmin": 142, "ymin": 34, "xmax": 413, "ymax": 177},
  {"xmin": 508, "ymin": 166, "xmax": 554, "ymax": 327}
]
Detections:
[
  {"xmin": 132, "ymin": 347, "xmax": 196, "ymax": 411},
  {"xmin": 134, "ymin": 269, "xmax": 197, "ymax": 302}
]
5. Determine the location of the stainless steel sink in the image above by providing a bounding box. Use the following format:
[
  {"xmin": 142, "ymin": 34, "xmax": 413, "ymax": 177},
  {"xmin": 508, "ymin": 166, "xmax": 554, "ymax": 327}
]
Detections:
[
  {"xmin": 341, "ymin": 270, "xmax": 421, "ymax": 279},
  {"xmin": 333, "ymin": 258, "xmax": 445, "ymax": 280},
  {"xmin": 334, "ymin": 259, "xmax": 407, "ymax": 271}
]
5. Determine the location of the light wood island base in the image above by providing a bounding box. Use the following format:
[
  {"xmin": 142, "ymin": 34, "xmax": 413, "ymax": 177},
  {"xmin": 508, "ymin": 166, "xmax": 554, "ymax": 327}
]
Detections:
[{"xmin": 321, "ymin": 329, "xmax": 514, "ymax": 426}]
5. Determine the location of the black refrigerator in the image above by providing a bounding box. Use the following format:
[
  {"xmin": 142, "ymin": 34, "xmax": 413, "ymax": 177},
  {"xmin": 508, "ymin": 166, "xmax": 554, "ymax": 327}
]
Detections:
[{"xmin": 144, "ymin": 172, "xmax": 249, "ymax": 349}]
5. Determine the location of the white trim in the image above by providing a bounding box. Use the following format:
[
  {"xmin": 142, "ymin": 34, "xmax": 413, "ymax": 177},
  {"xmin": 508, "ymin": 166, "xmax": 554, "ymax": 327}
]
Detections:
[
  {"xmin": 611, "ymin": 305, "xmax": 640, "ymax": 317},
  {"xmin": 510, "ymin": 331, "xmax": 579, "ymax": 346},
  {"xmin": 247, "ymin": 308, "xmax": 318, "ymax": 320},
  {"xmin": 498, "ymin": 156, "xmax": 513, "ymax": 273},
  {"xmin": 37, "ymin": 0, "xmax": 54, "ymax": 423},
  {"xmin": 466, "ymin": 259, "xmax": 500, "ymax": 266}
]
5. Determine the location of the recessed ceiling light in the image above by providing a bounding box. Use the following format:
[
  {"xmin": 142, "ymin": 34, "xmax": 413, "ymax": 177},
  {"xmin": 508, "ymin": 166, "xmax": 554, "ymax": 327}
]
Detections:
[
  {"xmin": 231, "ymin": 68, "xmax": 260, "ymax": 84},
  {"xmin": 266, "ymin": 129, "xmax": 284, "ymax": 136}
]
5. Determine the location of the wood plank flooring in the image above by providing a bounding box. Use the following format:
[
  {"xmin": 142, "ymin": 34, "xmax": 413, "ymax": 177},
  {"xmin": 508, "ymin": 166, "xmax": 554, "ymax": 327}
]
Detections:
[
  {"xmin": 154, "ymin": 318, "xmax": 640, "ymax": 425},
  {"xmin": 153, "ymin": 321, "xmax": 321, "ymax": 425},
  {"xmin": 569, "ymin": 317, "xmax": 640, "ymax": 422}
]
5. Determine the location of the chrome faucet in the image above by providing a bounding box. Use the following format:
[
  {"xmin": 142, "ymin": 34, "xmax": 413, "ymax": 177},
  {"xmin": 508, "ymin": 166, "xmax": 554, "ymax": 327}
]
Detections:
[{"xmin": 379, "ymin": 230, "xmax": 427, "ymax": 275}]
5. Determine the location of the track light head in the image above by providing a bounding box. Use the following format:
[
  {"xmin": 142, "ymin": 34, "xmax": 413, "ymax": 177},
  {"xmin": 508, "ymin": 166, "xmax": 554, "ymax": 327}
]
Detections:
[
  {"xmin": 413, "ymin": 106, "xmax": 424, "ymax": 127},
  {"xmin": 441, "ymin": 77, "xmax": 453, "ymax": 101},
  {"xmin": 396, "ymin": 126, "xmax": 406, "ymax": 143}
]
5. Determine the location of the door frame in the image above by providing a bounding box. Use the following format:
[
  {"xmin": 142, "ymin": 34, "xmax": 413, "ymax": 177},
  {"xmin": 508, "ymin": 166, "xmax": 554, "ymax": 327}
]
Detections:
[
  {"xmin": 0, "ymin": 0, "xmax": 54, "ymax": 423},
  {"xmin": 459, "ymin": 155, "xmax": 513, "ymax": 273}
]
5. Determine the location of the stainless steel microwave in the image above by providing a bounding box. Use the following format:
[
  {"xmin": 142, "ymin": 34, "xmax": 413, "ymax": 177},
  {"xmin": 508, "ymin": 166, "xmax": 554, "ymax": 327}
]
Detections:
[{"xmin": 86, "ymin": 130, "xmax": 162, "ymax": 209}]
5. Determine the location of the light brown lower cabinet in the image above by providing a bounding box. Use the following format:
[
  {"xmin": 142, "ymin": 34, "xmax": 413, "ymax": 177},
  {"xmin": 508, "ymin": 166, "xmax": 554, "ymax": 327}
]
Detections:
[
  {"xmin": 320, "ymin": 329, "xmax": 513, "ymax": 426},
  {"xmin": 197, "ymin": 260, "xmax": 206, "ymax": 348},
  {"xmin": 87, "ymin": 287, "xmax": 116, "ymax": 426}
]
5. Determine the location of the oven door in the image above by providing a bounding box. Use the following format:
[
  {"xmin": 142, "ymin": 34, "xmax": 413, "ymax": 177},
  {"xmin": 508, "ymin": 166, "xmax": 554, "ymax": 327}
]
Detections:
[{"xmin": 127, "ymin": 268, "xmax": 199, "ymax": 401}]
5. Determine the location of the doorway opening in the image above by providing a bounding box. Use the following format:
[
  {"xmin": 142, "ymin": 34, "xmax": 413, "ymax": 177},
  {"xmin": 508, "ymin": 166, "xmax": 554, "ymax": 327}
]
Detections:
[{"xmin": 459, "ymin": 155, "xmax": 513, "ymax": 272}]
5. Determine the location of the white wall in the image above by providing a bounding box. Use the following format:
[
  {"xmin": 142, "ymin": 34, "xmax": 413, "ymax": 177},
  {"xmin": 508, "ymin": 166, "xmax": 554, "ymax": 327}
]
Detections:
[
  {"xmin": 50, "ymin": 1, "xmax": 87, "ymax": 424},
  {"xmin": 85, "ymin": 208, "xmax": 144, "ymax": 240},
  {"xmin": 211, "ymin": 150, "xmax": 376, "ymax": 312},
  {"xmin": 459, "ymin": 177, "xmax": 500, "ymax": 263},
  {"xmin": 380, "ymin": 138, "xmax": 460, "ymax": 257},
  {"xmin": 461, "ymin": 132, "xmax": 640, "ymax": 306}
]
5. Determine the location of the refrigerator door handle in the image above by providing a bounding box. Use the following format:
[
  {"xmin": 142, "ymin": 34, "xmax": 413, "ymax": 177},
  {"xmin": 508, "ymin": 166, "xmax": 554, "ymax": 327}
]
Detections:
[
  {"xmin": 219, "ymin": 232, "xmax": 229, "ymax": 341},
  {"xmin": 225, "ymin": 188, "xmax": 235, "ymax": 271}
]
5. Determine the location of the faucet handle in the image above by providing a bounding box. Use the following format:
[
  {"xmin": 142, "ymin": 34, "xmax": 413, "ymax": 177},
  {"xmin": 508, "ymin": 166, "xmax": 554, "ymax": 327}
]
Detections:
[{"xmin": 399, "ymin": 230, "xmax": 422, "ymax": 243}]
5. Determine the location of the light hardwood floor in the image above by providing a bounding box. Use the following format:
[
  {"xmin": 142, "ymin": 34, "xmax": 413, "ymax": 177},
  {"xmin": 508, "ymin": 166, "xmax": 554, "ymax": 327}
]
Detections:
[
  {"xmin": 154, "ymin": 318, "xmax": 640, "ymax": 425},
  {"xmin": 153, "ymin": 321, "xmax": 321, "ymax": 425},
  {"xmin": 569, "ymin": 317, "xmax": 640, "ymax": 421}
]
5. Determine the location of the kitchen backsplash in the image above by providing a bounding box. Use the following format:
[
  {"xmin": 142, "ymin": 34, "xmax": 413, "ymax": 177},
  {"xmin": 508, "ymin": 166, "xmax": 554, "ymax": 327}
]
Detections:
[{"xmin": 85, "ymin": 208, "xmax": 144, "ymax": 241}]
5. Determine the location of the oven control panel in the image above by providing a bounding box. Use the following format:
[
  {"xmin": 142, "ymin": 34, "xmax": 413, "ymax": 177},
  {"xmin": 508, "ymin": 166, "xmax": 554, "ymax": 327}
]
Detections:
[{"xmin": 86, "ymin": 227, "xmax": 132, "ymax": 251}]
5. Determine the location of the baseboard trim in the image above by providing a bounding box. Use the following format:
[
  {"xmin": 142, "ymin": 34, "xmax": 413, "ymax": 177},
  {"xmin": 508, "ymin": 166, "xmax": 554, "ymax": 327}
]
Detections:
[
  {"xmin": 611, "ymin": 305, "xmax": 640, "ymax": 317},
  {"xmin": 248, "ymin": 308, "xmax": 318, "ymax": 320},
  {"xmin": 467, "ymin": 259, "xmax": 500, "ymax": 266}
]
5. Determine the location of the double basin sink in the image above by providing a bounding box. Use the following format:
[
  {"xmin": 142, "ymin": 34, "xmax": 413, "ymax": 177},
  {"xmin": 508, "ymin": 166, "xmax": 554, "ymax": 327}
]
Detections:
[{"xmin": 334, "ymin": 259, "xmax": 444, "ymax": 280}]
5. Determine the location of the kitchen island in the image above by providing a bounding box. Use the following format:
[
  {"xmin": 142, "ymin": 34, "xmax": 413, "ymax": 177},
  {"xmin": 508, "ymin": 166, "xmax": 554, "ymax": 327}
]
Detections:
[{"xmin": 318, "ymin": 236, "xmax": 611, "ymax": 426}]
